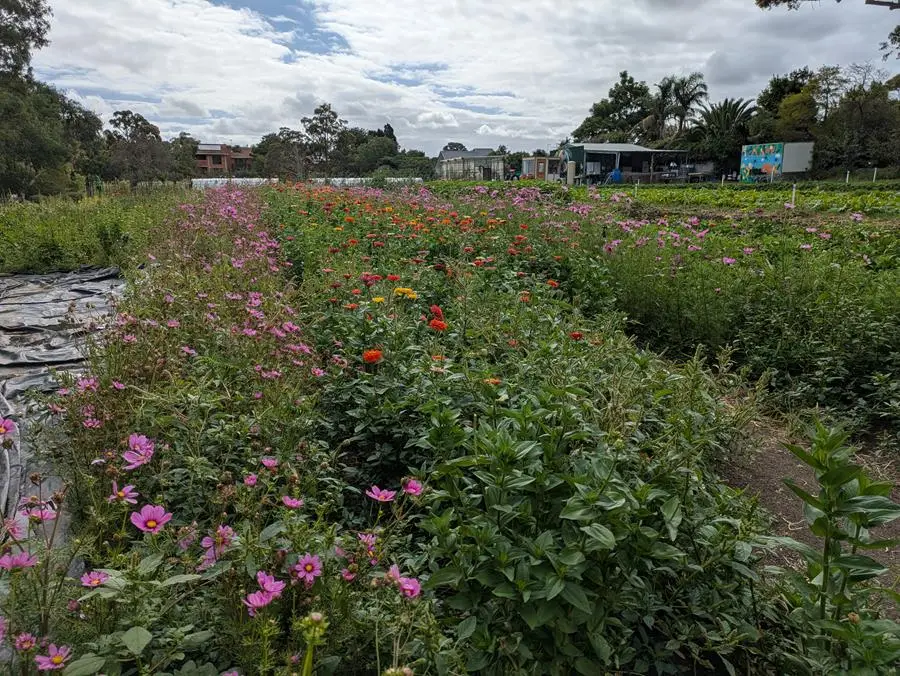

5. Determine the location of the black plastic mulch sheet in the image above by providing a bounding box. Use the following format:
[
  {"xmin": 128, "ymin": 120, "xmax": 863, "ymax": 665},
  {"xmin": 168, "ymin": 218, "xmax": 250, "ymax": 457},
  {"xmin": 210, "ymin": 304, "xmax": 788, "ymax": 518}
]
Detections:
[{"xmin": 0, "ymin": 268, "xmax": 123, "ymax": 518}]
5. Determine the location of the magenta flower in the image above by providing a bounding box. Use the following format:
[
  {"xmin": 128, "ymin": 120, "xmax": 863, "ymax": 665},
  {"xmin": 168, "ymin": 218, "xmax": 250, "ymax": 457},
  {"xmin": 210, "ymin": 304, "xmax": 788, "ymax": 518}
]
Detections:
[
  {"xmin": 850, "ymin": 212, "xmax": 864, "ymax": 222},
  {"xmin": 80, "ymin": 570, "xmax": 109, "ymax": 587},
  {"xmin": 122, "ymin": 434, "xmax": 155, "ymax": 470},
  {"xmin": 742, "ymin": 247, "xmax": 754, "ymax": 255},
  {"xmin": 15, "ymin": 632, "xmax": 36, "ymax": 651},
  {"xmin": 256, "ymin": 571, "xmax": 286, "ymax": 598},
  {"xmin": 243, "ymin": 473, "xmax": 258, "ymax": 486},
  {"xmin": 200, "ymin": 525, "xmax": 235, "ymax": 558},
  {"xmin": 0, "ymin": 418, "xmax": 16, "ymax": 436},
  {"xmin": 398, "ymin": 576, "xmax": 422, "ymax": 598},
  {"xmin": 722, "ymin": 257, "xmax": 736, "ymax": 265},
  {"xmin": 281, "ymin": 496, "xmax": 304, "ymax": 509},
  {"xmin": 107, "ymin": 482, "xmax": 139, "ymax": 504},
  {"xmin": 25, "ymin": 508, "xmax": 57, "ymax": 522},
  {"xmin": 293, "ymin": 554, "xmax": 323, "ymax": 586},
  {"xmin": 800, "ymin": 243, "xmax": 812, "ymax": 250},
  {"xmin": 130, "ymin": 504, "xmax": 172, "ymax": 534},
  {"xmin": 365, "ymin": 485, "xmax": 396, "ymax": 503},
  {"xmin": 35, "ymin": 644, "xmax": 72, "ymax": 671},
  {"xmin": 3, "ymin": 516, "xmax": 26, "ymax": 540},
  {"xmin": 0, "ymin": 552, "xmax": 38, "ymax": 570},
  {"xmin": 386, "ymin": 564, "xmax": 402, "ymax": 583},
  {"xmin": 242, "ymin": 590, "xmax": 273, "ymax": 617},
  {"xmin": 403, "ymin": 479, "xmax": 423, "ymax": 496},
  {"xmin": 111, "ymin": 381, "xmax": 125, "ymax": 390},
  {"xmin": 261, "ymin": 457, "xmax": 279, "ymax": 470},
  {"xmin": 341, "ymin": 568, "xmax": 356, "ymax": 582}
]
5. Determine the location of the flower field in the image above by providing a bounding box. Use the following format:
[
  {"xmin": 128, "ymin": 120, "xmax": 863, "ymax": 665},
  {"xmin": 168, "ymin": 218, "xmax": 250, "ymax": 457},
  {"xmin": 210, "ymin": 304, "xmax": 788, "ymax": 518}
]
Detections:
[{"xmin": 1, "ymin": 183, "xmax": 898, "ymax": 674}]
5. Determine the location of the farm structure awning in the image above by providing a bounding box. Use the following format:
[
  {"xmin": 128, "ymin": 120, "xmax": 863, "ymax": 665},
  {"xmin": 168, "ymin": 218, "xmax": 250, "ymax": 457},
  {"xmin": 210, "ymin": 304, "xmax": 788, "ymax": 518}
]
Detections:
[{"xmin": 562, "ymin": 143, "xmax": 689, "ymax": 183}]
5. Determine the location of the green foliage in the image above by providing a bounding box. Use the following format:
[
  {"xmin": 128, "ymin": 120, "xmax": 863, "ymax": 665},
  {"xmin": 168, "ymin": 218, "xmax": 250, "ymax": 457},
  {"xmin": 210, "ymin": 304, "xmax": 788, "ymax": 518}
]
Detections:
[{"xmin": 759, "ymin": 423, "xmax": 900, "ymax": 673}]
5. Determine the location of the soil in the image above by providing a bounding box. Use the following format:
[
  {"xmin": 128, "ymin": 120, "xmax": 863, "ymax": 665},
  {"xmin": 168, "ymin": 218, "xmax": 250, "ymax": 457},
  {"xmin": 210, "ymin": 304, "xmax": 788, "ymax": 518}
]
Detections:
[{"xmin": 721, "ymin": 419, "xmax": 900, "ymax": 597}]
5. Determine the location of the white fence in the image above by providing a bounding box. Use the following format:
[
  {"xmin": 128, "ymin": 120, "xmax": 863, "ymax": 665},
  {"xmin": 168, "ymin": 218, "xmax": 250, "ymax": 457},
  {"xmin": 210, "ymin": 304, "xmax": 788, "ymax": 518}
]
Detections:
[
  {"xmin": 307, "ymin": 178, "xmax": 424, "ymax": 186},
  {"xmin": 191, "ymin": 178, "xmax": 279, "ymax": 190}
]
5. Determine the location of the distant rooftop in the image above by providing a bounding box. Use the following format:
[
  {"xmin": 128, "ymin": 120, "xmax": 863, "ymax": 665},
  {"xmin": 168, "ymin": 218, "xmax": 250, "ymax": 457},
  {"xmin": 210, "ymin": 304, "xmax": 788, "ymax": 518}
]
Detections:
[
  {"xmin": 571, "ymin": 143, "xmax": 686, "ymax": 154},
  {"xmin": 438, "ymin": 147, "xmax": 499, "ymax": 160}
]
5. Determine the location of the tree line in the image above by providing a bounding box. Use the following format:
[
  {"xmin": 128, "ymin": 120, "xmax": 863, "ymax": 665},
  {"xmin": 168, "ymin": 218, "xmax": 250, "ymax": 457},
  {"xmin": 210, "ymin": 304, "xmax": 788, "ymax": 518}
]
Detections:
[{"xmin": 571, "ymin": 65, "xmax": 900, "ymax": 175}]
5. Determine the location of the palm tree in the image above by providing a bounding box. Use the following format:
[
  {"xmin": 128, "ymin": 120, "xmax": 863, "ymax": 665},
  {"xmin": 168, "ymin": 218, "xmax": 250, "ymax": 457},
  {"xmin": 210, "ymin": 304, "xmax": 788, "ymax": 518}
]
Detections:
[
  {"xmin": 693, "ymin": 98, "xmax": 758, "ymax": 173},
  {"xmin": 639, "ymin": 76, "xmax": 678, "ymax": 142},
  {"xmin": 673, "ymin": 72, "xmax": 709, "ymax": 134}
]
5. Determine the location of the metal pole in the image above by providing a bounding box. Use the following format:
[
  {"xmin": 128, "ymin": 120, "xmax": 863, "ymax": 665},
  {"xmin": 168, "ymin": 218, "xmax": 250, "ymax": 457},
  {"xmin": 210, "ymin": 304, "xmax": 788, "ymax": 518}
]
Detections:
[
  {"xmin": 846, "ymin": 170, "xmax": 850, "ymax": 184},
  {"xmin": 792, "ymin": 183, "xmax": 797, "ymax": 208},
  {"xmin": 721, "ymin": 174, "xmax": 725, "ymax": 186},
  {"xmin": 873, "ymin": 167, "xmax": 878, "ymax": 182},
  {"xmin": 635, "ymin": 179, "xmax": 639, "ymax": 199}
]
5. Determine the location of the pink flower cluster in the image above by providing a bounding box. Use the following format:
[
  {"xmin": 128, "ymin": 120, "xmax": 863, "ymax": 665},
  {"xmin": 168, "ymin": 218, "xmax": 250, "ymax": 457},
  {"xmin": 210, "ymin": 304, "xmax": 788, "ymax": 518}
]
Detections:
[
  {"xmin": 243, "ymin": 571, "xmax": 286, "ymax": 616},
  {"xmin": 386, "ymin": 565, "xmax": 421, "ymax": 599}
]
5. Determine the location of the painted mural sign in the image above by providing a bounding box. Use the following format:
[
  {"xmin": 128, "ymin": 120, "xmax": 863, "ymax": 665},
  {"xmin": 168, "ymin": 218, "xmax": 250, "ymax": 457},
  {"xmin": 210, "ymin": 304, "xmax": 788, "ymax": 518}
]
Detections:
[{"xmin": 740, "ymin": 143, "xmax": 784, "ymax": 183}]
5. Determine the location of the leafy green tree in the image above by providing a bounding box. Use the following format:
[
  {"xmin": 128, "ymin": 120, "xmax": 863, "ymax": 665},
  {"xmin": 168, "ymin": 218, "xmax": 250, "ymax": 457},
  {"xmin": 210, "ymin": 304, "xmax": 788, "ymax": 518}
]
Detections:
[
  {"xmin": 355, "ymin": 136, "xmax": 398, "ymax": 174},
  {"xmin": 168, "ymin": 132, "xmax": 199, "ymax": 180},
  {"xmin": 105, "ymin": 110, "xmax": 172, "ymax": 186},
  {"xmin": 757, "ymin": 68, "xmax": 813, "ymax": 114},
  {"xmin": 442, "ymin": 142, "xmax": 467, "ymax": 152},
  {"xmin": 301, "ymin": 103, "xmax": 346, "ymax": 176},
  {"xmin": 775, "ymin": 88, "xmax": 818, "ymax": 140},
  {"xmin": 0, "ymin": 78, "xmax": 70, "ymax": 197},
  {"xmin": 691, "ymin": 98, "xmax": 758, "ymax": 173},
  {"xmin": 573, "ymin": 71, "xmax": 650, "ymax": 142},
  {"xmin": 639, "ymin": 76, "xmax": 678, "ymax": 142},
  {"xmin": 810, "ymin": 65, "xmax": 848, "ymax": 119},
  {"xmin": 0, "ymin": 0, "xmax": 52, "ymax": 77}
]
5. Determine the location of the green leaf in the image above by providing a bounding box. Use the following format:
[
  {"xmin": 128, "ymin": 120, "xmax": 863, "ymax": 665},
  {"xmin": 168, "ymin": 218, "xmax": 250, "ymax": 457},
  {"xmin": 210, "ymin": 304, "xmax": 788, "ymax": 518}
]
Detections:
[
  {"xmin": 161, "ymin": 574, "xmax": 202, "ymax": 587},
  {"xmin": 456, "ymin": 616, "xmax": 477, "ymax": 640},
  {"xmin": 181, "ymin": 630, "xmax": 214, "ymax": 647},
  {"xmin": 545, "ymin": 577, "xmax": 565, "ymax": 601},
  {"xmin": 589, "ymin": 631, "xmax": 611, "ymax": 661},
  {"xmin": 580, "ymin": 523, "xmax": 616, "ymax": 550},
  {"xmin": 784, "ymin": 443, "xmax": 823, "ymax": 470},
  {"xmin": 259, "ymin": 521, "xmax": 284, "ymax": 543},
  {"xmin": 560, "ymin": 582, "xmax": 593, "ymax": 613},
  {"xmin": 783, "ymin": 480, "xmax": 823, "ymax": 510},
  {"xmin": 136, "ymin": 554, "xmax": 163, "ymax": 576},
  {"xmin": 64, "ymin": 655, "xmax": 107, "ymax": 676},
  {"xmin": 425, "ymin": 566, "xmax": 464, "ymax": 589},
  {"xmin": 660, "ymin": 496, "xmax": 682, "ymax": 541},
  {"xmin": 819, "ymin": 465, "xmax": 861, "ymax": 488},
  {"xmin": 121, "ymin": 626, "xmax": 153, "ymax": 656},
  {"xmin": 560, "ymin": 502, "xmax": 594, "ymax": 521}
]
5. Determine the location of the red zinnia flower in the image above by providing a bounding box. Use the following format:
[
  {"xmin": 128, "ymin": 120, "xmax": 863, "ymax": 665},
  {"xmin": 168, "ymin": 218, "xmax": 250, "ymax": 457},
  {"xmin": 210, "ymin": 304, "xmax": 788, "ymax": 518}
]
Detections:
[
  {"xmin": 428, "ymin": 319, "xmax": 448, "ymax": 332},
  {"xmin": 429, "ymin": 305, "xmax": 444, "ymax": 320},
  {"xmin": 362, "ymin": 349, "xmax": 383, "ymax": 364},
  {"xmin": 547, "ymin": 279, "xmax": 559, "ymax": 288},
  {"xmin": 569, "ymin": 332, "xmax": 583, "ymax": 341}
]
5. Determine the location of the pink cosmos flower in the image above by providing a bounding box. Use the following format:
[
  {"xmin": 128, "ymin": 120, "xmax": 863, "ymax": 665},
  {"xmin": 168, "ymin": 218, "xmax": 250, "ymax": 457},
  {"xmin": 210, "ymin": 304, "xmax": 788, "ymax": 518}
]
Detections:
[
  {"xmin": 167, "ymin": 319, "xmax": 180, "ymax": 328},
  {"xmin": 243, "ymin": 473, "xmax": 258, "ymax": 487},
  {"xmin": 722, "ymin": 257, "xmax": 736, "ymax": 265},
  {"xmin": 341, "ymin": 568, "xmax": 356, "ymax": 582},
  {"xmin": 181, "ymin": 346, "xmax": 197, "ymax": 357},
  {"xmin": 0, "ymin": 552, "xmax": 38, "ymax": 570},
  {"xmin": 261, "ymin": 457, "xmax": 278, "ymax": 470},
  {"xmin": 800, "ymin": 243, "xmax": 812, "ymax": 250},
  {"xmin": 122, "ymin": 334, "xmax": 137, "ymax": 344},
  {"xmin": 200, "ymin": 525, "xmax": 235, "ymax": 558},
  {"xmin": 15, "ymin": 632, "xmax": 37, "ymax": 651},
  {"xmin": 35, "ymin": 644, "xmax": 72, "ymax": 671},
  {"xmin": 293, "ymin": 554, "xmax": 323, "ymax": 586},
  {"xmin": 398, "ymin": 577, "xmax": 422, "ymax": 598},
  {"xmin": 82, "ymin": 418, "xmax": 102, "ymax": 429},
  {"xmin": 386, "ymin": 565, "xmax": 402, "ymax": 583},
  {"xmin": 281, "ymin": 496, "xmax": 304, "ymax": 509},
  {"xmin": 742, "ymin": 247, "xmax": 754, "ymax": 255},
  {"xmin": 122, "ymin": 434, "xmax": 155, "ymax": 470},
  {"xmin": 242, "ymin": 590, "xmax": 273, "ymax": 617},
  {"xmin": 25, "ymin": 508, "xmax": 57, "ymax": 522},
  {"xmin": 850, "ymin": 212, "xmax": 864, "ymax": 222},
  {"xmin": 3, "ymin": 516, "xmax": 25, "ymax": 540},
  {"xmin": 403, "ymin": 479, "xmax": 423, "ymax": 496},
  {"xmin": 365, "ymin": 486, "xmax": 396, "ymax": 502},
  {"xmin": 0, "ymin": 418, "xmax": 16, "ymax": 436},
  {"xmin": 256, "ymin": 571, "xmax": 286, "ymax": 598},
  {"xmin": 111, "ymin": 381, "xmax": 125, "ymax": 390},
  {"xmin": 130, "ymin": 504, "xmax": 172, "ymax": 534},
  {"xmin": 80, "ymin": 570, "xmax": 109, "ymax": 587},
  {"xmin": 107, "ymin": 482, "xmax": 139, "ymax": 504},
  {"xmin": 311, "ymin": 367, "xmax": 326, "ymax": 377}
]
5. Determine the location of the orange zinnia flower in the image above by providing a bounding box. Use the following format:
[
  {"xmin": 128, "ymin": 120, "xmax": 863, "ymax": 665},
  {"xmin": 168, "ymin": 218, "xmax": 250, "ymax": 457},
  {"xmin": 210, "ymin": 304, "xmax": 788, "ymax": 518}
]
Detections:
[
  {"xmin": 362, "ymin": 349, "xmax": 383, "ymax": 364},
  {"xmin": 429, "ymin": 319, "xmax": 448, "ymax": 332},
  {"xmin": 547, "ymin": 279, "xmax": 559, "ymax": 288}
]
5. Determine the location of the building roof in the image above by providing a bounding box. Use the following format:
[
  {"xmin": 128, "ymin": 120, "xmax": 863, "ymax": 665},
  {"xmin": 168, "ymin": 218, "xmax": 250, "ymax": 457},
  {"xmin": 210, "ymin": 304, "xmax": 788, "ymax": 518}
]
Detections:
[
  {"xmin": 572, "ymin": 143, "xmax": 687, "ymax": 154},
  {"xmin": 197, "ymin": 143, "xmax": 226, "ymax": 153},
  {"xmin": 438, "ymin": 147, "xmax": 499, "ymax": 161}
]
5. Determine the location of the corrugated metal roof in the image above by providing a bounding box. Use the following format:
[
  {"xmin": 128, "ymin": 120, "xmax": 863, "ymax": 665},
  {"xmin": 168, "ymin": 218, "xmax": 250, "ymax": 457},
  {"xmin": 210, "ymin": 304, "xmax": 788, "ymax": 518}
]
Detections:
[
  {"xmin": 573, "ymin": 143, "xmax": 686, "ymax": 153},
  {"xmin": 438, "ymin": 149, "xmax": 503, "ymax": 161}
]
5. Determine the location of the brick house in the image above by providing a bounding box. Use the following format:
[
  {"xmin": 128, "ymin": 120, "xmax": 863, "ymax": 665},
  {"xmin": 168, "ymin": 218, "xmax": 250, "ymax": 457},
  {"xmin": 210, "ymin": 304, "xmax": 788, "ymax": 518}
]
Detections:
[{"xmin": 195, "ymin": 143, "xmax": 253, "ymax": 175}]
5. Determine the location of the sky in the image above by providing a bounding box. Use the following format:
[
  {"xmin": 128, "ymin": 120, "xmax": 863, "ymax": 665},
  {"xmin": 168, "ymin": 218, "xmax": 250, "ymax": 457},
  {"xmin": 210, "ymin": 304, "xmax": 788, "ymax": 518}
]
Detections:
[{"xmin": 33, "ymin": 0, "xmax": 900, "ymax": 156}]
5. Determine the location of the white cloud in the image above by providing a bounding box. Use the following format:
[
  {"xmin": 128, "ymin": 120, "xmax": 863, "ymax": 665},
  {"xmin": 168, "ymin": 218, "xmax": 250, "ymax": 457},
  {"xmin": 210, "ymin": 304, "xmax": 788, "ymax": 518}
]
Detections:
[{"xmin": 34, "ymin": 0, "xmax": 899, "ymax": 155}]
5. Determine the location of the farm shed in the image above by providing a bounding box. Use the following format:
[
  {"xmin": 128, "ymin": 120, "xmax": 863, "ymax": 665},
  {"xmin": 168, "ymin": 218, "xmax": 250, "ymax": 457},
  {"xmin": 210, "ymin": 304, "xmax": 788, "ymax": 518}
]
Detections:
[
  {"xmin": 521, "ymin": 156, "xmax": 563, "ymax": 181},
  {"xmin": 437, "ymin": 149, "xmax": 506, "ymax": 181},
  {"xmin": 561, "ymin": 143, "xmax": 689, "ymax": 184}
]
